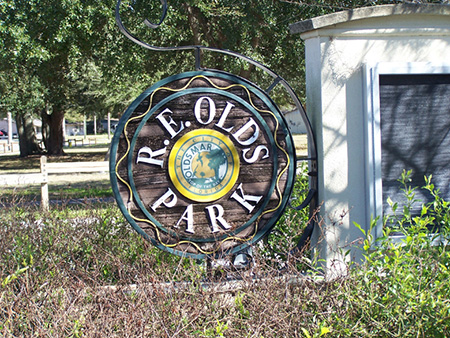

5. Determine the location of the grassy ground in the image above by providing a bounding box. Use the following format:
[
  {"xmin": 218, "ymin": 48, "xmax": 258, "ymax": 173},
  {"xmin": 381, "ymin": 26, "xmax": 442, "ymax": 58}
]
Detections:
[
  {"xmin": 1, "ymin": 198, "xmax": 449, "ymax": 337},
  {"xmin": 0, "ymin": 144, "xmax": 112, "ymax": 203}
]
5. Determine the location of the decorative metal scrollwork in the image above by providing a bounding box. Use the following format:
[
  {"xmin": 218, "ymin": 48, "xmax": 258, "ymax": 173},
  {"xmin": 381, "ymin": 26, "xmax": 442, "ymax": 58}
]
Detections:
[{"xmin": 114, "ymin": 0, "xmax": 318, "ymax": 255}]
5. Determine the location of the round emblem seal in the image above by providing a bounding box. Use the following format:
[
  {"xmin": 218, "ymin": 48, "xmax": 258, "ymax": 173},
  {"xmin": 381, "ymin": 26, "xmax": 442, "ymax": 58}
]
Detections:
[
  {"xmin": 110, "ymin": 70, "xmax": 296, "ymax": 258},
  {"xmin": 168, "ymin": 129, "xmax": 240, "ymax": 202}
]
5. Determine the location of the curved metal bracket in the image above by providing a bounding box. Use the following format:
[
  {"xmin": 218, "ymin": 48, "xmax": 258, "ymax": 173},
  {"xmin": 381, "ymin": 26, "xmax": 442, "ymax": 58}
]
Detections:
[
  {"xmin": 290, "ymin": 189, "xmax": 316, "ymax": 211},
  {"xmin": 143, "ymin": 0, "xmax": 167, "ymax": 28},
  {"xmin": 115, "ymin": 1, "xmax": 311, "ymax": 118},
  {"xmin": 115, "ymin": 1, "xmax": 301, "ymax": 96},
  {"xmin": 288, "ymin": 189, "xmax": 317, "ymax": 255}
]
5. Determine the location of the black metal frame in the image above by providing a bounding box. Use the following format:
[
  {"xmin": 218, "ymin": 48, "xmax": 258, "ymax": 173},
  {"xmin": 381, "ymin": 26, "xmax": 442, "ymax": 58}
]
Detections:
[{"xmin": 115, "ymin": 0, "xmax": 318, "ymax": 254}]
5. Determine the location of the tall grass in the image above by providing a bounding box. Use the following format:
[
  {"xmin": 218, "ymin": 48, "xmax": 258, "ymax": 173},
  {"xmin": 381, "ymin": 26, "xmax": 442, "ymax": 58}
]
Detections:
[{"xmin": 1, "ymin": 170, "xmax": 450, "ymax": 337}]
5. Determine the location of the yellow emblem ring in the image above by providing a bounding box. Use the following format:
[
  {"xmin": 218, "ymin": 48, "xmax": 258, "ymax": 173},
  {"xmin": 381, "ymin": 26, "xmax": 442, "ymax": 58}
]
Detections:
[{"xmin": 168, "ymin": 129, "xmax": 240, "ymax": 202}]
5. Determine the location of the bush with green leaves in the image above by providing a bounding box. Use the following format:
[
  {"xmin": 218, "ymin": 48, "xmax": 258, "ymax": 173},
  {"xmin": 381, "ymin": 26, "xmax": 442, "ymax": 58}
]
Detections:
[
  {"xmin": 263, "ymin": 162, "xmax": 312, "ymax": 258},
  {"xmin": 385, "ymin": 169, "xmax": 450, "ymax": 231},
  {"xmin": 342, "ymin": 170, "xmax": 450, "ymax": 337}
]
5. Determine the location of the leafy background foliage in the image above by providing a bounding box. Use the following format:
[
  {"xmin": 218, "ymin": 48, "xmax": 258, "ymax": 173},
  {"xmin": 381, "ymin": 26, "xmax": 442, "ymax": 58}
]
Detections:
[
  {"xmin": 1, "ymin": 0, "xmax": 447, "ymax": 155},
  {"xmin": 2, "ymin": 0, "xmax": 446, "ymax": 121}
]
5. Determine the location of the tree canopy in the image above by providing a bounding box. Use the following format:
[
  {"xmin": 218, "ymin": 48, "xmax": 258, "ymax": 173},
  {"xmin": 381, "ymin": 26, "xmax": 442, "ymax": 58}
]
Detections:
[{"xmin": 0, "ymin": 0, "xmax": 446, "ymax": 156}]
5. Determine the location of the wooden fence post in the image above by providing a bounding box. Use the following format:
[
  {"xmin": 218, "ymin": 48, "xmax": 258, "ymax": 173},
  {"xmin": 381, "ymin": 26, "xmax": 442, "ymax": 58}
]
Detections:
[{"xmin": 40, "ymin": 156, "xmax": 49, "ymax": 211}]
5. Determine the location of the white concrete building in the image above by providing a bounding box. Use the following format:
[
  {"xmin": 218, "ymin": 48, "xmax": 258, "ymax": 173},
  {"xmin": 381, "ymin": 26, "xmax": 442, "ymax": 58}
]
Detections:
[{"xmin": 290, "ymin": 4, "xmax": 450, "ymax": 275}]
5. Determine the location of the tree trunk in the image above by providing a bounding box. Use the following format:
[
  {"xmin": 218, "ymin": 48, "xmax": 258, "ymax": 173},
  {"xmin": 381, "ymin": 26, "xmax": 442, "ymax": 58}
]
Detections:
[
  {"xmin": 16, "ymin": 112, "xmax": 42, "ymax": 157},
  {"xmin": 42, "ymin": 108, "xmax": 65, "ymax": 156},
  {"xmin": 41, "ymin": 107, "xmax": 50, "ymax": 151}
]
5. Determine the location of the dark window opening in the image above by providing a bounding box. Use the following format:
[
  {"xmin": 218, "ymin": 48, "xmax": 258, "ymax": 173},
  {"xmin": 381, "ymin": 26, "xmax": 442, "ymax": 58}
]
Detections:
[{"xmin": 379, "ymin": 73, "xmax": 450, "ymax": 228}]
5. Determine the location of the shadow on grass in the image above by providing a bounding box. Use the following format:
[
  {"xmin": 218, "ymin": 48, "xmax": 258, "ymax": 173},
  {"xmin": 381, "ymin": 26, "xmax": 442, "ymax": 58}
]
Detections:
[
  {"xmin": 0, "ymin": 150, "xmax": 109, "ymax": 172},
  {"xmin": 0, "ymin": 179, "xmax": 113, "ymax": 206}
]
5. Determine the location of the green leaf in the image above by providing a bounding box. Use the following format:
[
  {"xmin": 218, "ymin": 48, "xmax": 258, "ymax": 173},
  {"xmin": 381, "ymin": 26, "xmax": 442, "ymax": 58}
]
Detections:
[
  {"xmin": 320, "ymin": 326, "xmax": 331, "ymax": 336},
  {"xmin": 353, "ymin": 222, "xmax": 366, "ymax": 236}
]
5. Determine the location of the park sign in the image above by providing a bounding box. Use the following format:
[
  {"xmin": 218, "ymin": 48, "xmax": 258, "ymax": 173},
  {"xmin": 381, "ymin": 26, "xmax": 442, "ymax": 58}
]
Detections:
[{"xmin": 110, "ymin": 70, "xmax": 296, "ymax": 258}]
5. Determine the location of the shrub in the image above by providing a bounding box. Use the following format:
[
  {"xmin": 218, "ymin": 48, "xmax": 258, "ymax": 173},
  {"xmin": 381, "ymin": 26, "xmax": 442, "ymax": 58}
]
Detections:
[{"xmin": 340, "ymin": 170, "xmax": 450, "ymax": 337}]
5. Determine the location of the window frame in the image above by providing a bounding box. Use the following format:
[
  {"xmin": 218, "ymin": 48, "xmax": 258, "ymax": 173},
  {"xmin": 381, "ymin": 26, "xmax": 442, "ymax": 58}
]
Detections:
[{"xmin": 363, "ymin": 62, "xmax": 450, "ymax": 239}]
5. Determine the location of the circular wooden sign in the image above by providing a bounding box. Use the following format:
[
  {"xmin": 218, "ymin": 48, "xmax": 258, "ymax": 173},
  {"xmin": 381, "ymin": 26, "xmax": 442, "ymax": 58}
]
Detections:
[{"xmin": 110, "ymin": 70, "xmax": 296, "ymax": 258}]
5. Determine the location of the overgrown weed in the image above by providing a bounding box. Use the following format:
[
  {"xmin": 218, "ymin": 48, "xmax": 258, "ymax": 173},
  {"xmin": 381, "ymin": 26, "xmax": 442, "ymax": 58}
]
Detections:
[{"xmin": 1, "ymin": 170, "xmax": 450, "ymax": 336}]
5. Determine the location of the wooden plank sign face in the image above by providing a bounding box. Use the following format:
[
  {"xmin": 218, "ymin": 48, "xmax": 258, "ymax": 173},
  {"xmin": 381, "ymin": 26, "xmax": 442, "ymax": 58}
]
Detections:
[{"xmin": 110, "ymin": 70, "xmax": 296, "ymax": 258}]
